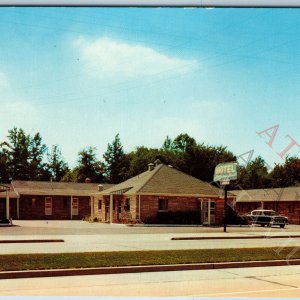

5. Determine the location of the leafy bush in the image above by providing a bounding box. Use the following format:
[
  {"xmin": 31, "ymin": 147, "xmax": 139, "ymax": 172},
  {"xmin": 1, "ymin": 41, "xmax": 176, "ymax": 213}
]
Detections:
[{"xmin": 145, "ymin": 211, "xmax": 201, "ymax": 225}]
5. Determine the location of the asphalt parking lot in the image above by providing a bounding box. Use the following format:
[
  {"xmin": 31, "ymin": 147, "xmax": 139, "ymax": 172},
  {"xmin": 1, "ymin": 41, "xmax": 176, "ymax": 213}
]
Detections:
[
  {"xmin": 1, "ymin": 220, "xmax": 300, "ymax": 235},
  {"xmin": 0, "ymin": 221, "xmax": 300, "ymax": 254}
]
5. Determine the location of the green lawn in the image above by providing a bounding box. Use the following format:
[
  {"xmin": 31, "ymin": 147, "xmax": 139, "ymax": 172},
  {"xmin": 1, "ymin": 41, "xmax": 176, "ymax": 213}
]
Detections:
[{"xmin": 0, "ymin": 247, "xmax": 299, "ymax": 271}]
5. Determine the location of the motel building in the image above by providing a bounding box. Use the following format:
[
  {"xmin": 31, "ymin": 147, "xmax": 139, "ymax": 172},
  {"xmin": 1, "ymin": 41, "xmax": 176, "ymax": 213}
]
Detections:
[
  {"xmin": 0, "ymin": 180, "xmax": 112, "ymax": 221},
  {"xmin": 230, "ymin": 187, "xmax": 300, "ymax": 224},
  {"xmin": 91, "ymin": 160, "xmax": 225, "ymax": 225}
]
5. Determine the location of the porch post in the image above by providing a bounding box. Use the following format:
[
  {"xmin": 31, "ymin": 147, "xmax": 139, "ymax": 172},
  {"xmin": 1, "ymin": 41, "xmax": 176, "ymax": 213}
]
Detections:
[
  {"xmin": 70, "ymin": 196, "xmax": 73, "ymax": 220},
  {"xmin": 109, "ymin": 193, "xmax": 113, "ymax": 224},
  {"xmin": 6, "ymin": 189, "xmax": 10, "ymax": 220},
  {"xmin": 208, "ymin": 199, "xmax": 211, "ymax": 225},
  {"xmin": 138, "ymin": 194, "xmax": 141, "ymax": 220},
  {"xmin": 90, "ymin": 196, "xmax": 94, "ymax": 219}
]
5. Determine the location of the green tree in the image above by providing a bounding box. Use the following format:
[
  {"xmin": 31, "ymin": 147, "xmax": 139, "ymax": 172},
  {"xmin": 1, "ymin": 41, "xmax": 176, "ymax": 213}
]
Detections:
[
  {"xmin": 241, "ymin": 156, "xmax": 270, "ymax": 189},
  {"xmin": 270, "ymin": 156, "xmax": 300, "ymax": 187},
  {"xmin": 47, "ymin": 145, "xmax": 69, "ymax": 181},
  {"xmin": 103, "ymin": 134, "xmax": 129, "ymax": 183},
  {"xmin": 172, "ymin": 133, "xmax": 196, "ymax": 152},
  {"xmin": 1, "ymin": 128, "xmax": 31, "ymax": 180},
  {"xmin": 28, "ymin": 132, "xmax": 50, "ymax": 180},
  {"xmin": 76, "ymin": 147, "xmax": 105, "ymax": 183},
  {"xmin": 0, "ymin": 149, "xmax": 10, "ymax": 183},
  {"xmin": 61, "ymin": 168, "xmax": 79, "ymax": 183},
  {"xmin": 126, "ymin": 147, "xmax": 160, "ymax": 177}
]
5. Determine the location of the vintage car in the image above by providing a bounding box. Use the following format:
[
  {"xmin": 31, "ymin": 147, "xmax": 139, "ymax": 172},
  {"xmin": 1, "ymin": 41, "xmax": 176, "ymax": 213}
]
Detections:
[{"xmin": 246, "ymin": 209, "xmax": 288, "ymax": 228}]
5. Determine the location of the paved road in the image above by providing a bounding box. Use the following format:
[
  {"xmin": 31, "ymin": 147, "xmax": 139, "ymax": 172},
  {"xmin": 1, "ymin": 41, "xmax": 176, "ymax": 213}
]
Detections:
[
  {"xmin": 0, "ymin": 221, "xmax": 300, "ymax": 254},
  {"xmin": 1, "ymin": 265, "xmax": 300, "ymax": 296}
]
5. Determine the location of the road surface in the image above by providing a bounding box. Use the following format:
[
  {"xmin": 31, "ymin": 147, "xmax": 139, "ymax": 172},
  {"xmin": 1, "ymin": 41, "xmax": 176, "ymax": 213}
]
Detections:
[{"xmin": 1, "ymin": 265, "xmax": 300, "ymax": 296}]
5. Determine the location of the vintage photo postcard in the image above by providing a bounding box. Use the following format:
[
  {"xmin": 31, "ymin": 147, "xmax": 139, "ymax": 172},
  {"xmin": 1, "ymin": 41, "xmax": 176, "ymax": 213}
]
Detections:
[{"xmin": 0, "ymin": 6, "xmax": 300, "ymax": 297}]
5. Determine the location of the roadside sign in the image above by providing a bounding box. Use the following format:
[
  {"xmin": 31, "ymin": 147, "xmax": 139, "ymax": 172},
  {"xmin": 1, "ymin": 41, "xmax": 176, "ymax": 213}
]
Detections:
[
  {"xmin": 213, "ymin": 161, "xmax": 239, "ymax": 233},
  {"xmin": 213, "ymin": 162, "xmax": 239, "ymax": 183}
]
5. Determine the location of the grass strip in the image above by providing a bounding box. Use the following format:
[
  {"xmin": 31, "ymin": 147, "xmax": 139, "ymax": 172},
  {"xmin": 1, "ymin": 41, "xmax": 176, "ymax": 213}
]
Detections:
[{"xmin": 0, "ymin": 247, "xmax": 300, "ymax": 272}]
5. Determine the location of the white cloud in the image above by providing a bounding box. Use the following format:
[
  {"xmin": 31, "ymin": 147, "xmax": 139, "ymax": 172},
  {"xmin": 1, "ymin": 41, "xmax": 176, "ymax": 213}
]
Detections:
[
  {"xmin": 0, "ymin": 72, "xmax": 10, "ymax": 90},
  {"xmin": 0, "ymin": 100, "xmax": 38, "ymax": 139},
  {"xmin": 74, "ymin": 37, "xmax": 198, "ymax": 79}
]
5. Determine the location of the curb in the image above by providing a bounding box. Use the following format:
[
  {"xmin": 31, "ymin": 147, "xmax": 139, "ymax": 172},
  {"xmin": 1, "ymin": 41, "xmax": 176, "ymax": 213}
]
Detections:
[
  {"xmin": 1, "ymin": 259, "xmax": 300, "ymax": 280},
  {"xmin": 172, "ymin": 235, "xmax": 300, "ymax": 240},
  {"xmin": 0, "ymin": 239, "xmax": 64, "ymax": 244}
]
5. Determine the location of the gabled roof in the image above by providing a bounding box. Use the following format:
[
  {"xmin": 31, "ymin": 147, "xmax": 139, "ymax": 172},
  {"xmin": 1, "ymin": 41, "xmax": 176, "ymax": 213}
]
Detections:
[
  {"xmin": 95, "ymin": 164, "xmax": 222, "ymax": 197},
  {"xmin": 11, "ymin": 180, "xmax": 114, "ymax": 197},
  {"xmin": 230, "ymin": 186, "xmax": 300, "ymax": 202}
]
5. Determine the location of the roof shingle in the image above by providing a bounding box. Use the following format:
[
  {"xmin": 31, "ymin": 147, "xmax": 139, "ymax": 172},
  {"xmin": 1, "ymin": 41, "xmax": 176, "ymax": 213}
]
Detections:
[
  {"xmin": 11, "ymin": 180, "xmax": 113, "ymax": 197},
  {"xmin": 95, "ymin": 164, "xmax": 222, "ymax": 197}
]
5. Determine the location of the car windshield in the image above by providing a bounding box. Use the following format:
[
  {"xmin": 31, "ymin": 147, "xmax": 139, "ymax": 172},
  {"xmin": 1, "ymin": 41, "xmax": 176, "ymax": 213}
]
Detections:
[{"xmin": 251, "ymin": 210, "xmax": 276, "ymax": 216}]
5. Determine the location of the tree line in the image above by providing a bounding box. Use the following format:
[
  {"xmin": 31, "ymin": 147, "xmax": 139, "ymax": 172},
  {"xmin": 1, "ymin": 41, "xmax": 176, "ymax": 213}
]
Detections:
[{"xmin": 0, "ymin": 127, "xmax": 299, "ymax": 189}]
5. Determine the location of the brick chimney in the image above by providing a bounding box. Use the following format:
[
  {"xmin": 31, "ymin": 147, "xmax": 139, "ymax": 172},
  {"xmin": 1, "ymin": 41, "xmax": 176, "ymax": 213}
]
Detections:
[
  {"xmin": 85, "ymin": 178, "xmax": 92, "ymax": 184},
  {"xmin": 148, "ymin": 163, "xmax": 155, "ymax": 171}
]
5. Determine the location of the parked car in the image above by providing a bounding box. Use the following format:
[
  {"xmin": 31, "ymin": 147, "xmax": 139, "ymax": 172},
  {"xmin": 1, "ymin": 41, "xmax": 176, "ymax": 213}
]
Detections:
[{"xmin": 246, "ymin": 209, "xmax": 288, "ymax": 228}]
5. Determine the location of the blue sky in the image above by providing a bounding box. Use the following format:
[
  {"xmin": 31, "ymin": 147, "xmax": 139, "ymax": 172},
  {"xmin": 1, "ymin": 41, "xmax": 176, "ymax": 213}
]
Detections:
[{"xmin": 0, "ymin": 8, "xmax": 299, "ymax": 168}]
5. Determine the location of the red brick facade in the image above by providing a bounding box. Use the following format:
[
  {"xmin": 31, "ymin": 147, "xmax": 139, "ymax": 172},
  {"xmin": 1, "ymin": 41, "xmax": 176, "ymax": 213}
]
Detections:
[
  {"xmin": 92, "ymin": 194, "xmax": 224, "ymax": 225},
  {"xmin": 0, "ymin": 195, "xmax": 91, "ymax": 220},
  {"xmin": 235, "ymin": 201, "xmax": 300, "ymax": 224}
]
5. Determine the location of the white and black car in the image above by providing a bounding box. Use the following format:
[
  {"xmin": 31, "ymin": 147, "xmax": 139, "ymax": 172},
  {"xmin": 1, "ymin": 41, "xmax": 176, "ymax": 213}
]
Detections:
[{"xmin": 246, "ymin": 209, "xmax": 288, "ymax": 228}]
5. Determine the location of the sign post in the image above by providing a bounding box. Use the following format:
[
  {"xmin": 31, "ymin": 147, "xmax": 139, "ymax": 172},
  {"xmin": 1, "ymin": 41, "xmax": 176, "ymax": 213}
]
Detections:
[{"xmin": 213, "ymin": 162, "xmax": 239, "ymax": 233}]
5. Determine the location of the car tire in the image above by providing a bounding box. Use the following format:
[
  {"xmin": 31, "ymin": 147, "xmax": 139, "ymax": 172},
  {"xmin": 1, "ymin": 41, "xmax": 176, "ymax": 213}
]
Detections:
[{"xmin": 280, "ymin": 224, "xmax": 285, "ymax": 228}]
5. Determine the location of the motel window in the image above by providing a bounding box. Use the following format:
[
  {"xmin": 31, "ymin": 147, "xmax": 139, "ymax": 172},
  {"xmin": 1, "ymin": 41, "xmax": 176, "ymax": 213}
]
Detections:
[
  {"xmin": 98, "ymin": 200, "xmax": 102, "ymax": 211},
  {"xmin": 158, "ymin": 199, "xmax": 168, "ymax": 211},
  {"xmin": 125, "ymin": 198, "xmax": 130, "ymax": 211},
  {"xmin": 45, "ymin": 197, "xmax": 52, "ymax": 216}
]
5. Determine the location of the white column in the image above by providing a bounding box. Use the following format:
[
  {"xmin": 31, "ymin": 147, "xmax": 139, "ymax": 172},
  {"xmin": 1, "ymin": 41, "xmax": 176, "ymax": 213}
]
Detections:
[
  {"xmin": 90, "ymin": 196, "xmax": 94, "ymax": 219},
  {"xmin": 208, "ymin": 200, "xmax": 211, "ymax": 225},
  {"xmin": 138, "ymin": 194, "xmax": 141, "ymax": 220},
  {"xmin": 6, "ymin": 189, "xmax": 10, "ymax": 219},
  {"xmin": 109, "ymin": 193, "xmax": 113, "ymax": 224}
]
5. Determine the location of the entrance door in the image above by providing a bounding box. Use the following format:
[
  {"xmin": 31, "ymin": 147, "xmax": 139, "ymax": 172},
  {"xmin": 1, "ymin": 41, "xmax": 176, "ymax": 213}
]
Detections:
[
  {"xmin": 201, "ymin": 199, "xmax": 215, "ymax": 225},
  {"xmin": 117, "ymin": 200, "xmax": 122, "ymax": 220},
  {"xmin": 105, "ymin": 200, "xmax": 110, "ymax": 222}
]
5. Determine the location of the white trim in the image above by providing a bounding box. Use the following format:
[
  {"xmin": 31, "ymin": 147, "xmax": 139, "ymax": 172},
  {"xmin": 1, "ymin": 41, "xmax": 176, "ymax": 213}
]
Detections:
[{"xmin": 109, "ymin": 193, "xmax": 113, "ymax": 224}]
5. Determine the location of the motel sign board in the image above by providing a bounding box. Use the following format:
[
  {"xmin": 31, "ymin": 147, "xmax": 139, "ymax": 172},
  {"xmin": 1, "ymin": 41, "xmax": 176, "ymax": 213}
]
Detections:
[{"xmin": 213, "ymin": 162, "xmax": 239, "ymax": 184}]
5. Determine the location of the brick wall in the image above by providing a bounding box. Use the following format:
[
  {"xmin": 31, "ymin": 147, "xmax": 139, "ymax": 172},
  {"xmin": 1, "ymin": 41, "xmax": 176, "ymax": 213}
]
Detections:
[
  {"xmin": 139, "ymin": 195, "xmax": 224, "ymax": 225},
  {"xmin": 93, "ymin": 195, "xmax": 136, "ymax": 222},
  {"xmin": 92, "ymin": 194, "xmax": 225, "ymax": 225},
  {"xmin": 14, "ymin": 195, "xmax": 91, "ymax": 220},
  {"xmin": 236, "ymin": 201, "xmax": 300, "ymax": 224}
]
